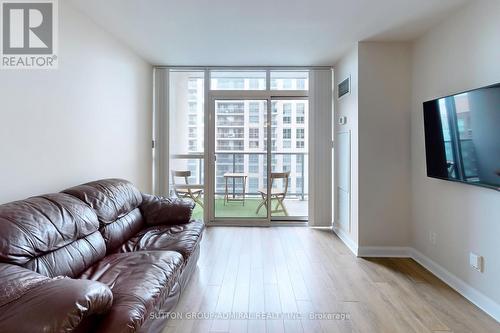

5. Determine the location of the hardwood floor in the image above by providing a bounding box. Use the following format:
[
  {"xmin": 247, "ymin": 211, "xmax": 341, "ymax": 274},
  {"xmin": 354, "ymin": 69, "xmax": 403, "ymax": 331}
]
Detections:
[{"xmin": 163, "ymin": 227, "xmax": 499, "ymax": 333}]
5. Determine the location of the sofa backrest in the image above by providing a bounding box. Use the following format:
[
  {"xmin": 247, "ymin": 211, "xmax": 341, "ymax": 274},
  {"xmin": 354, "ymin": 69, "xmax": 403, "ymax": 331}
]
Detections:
[
  {"xmin": 0, "ymin": 193, "xmax": 105, "ymax": 278},
  {"xmin": 62, "ymin": 179, "xmax": 145, "ymax": 254}
]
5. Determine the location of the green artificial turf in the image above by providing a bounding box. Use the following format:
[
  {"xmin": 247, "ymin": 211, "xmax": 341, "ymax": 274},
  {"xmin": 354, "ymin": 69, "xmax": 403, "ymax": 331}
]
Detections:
[{"xmin": 191, "ymin": 198, "xmax": 287, "ymax": 220}]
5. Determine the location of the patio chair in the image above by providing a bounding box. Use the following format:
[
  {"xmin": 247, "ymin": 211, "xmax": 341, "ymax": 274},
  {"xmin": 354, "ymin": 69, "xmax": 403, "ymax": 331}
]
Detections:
[
  {"xmin": 256, "ymin": 171, "xmax": 290, "ymax": 216},
  {"xmin": 171, "ymin": 170, "xmax": 204, "ymax": 208}
]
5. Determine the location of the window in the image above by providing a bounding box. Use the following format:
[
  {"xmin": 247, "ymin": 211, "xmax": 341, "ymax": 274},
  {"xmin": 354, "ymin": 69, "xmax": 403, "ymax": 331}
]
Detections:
[
  {"xmin": 283, "ymin": 140, "xmax": 291, "ymax": 148},
  {"xmin": 211, "ymin": 71, "xmax": 266, "ymax": 90},
  {"xmin": 249, "ymin": 141, "xmax": 259, "ymax": 148},
  {"xmin": 218, "ymin": 102, "xmax": 244, "ymax": 114},
  {"xmin": 297, "ymin": 79, "xmax": 306, "ymax": 90},
  {"xmin": 188, "ymin": 89, "xmax": 197, "ymax": 101},
  {"xmin": 296, "ymin": 156, "xmax": 304, "ymax": 172},
  {"xmin": 249, "ymin": 78, "xmax": 263, "ymax": 90},
  {"xmin": 265, "ymin": 140, "xmax": 277, "ymax": 151},
  {"xmin": 189, "ymin": 102, "xmax": 197, "ymax": 113},
  {"xmin": 249, "ymin": 128, "xmax": 259, "ymax": 139},
  {"xmin": 283, "ymin": 103, "xmax": 292, "ymax": 124},
  {"xmin": 296, "ymin": 128, "xmax": 305, "ymax": 139},
  {"xmin": 249, "ymin": 155, "xmax": 259, "ymax": 173},
  {"xmin": 168, "ymin": 70, "xmax": 205, "ymax": 210},
  {"xmin": 283, "ymin": 155, "xmax": 291, "ymax": 171},
  {"xmin": 217, "ymin": 114, "xmax": 244, "ymax": 126},
  {"xmin": 188, "ymin": 79, "xmax": 198, "ymax": 89},
  {"xmin": 272, "ymin": 114, "xmax": 278, "ymax": 126},
  {"xmin": 188, "ymin": 114, "xmax": 197, "ymax": 125},
  {"xmin": 214, "ymin": 78, "xmax": 244, "ymax": 89},
  {"xmin": 296, "ymin": 103, "xmax": 305, "ymax": 124},
  {"xmin": 218, "ymin": 128, "xmax": 243, "ymax": 138},
  {"xmin": 189, "ymin": 140, "xmax": 197, "ymax": 151},
  {"xmin": 249, "ymin": 102, "xmax": 260, "ymax": 123},
  {"xmin": 217, "ymin": 140, "xmax": 244, "ymax": 151},
  {"xmin": 296, "ymin": 141, "xmax": 304, "ymax": 148},
  {"xmin": 270, "ymin": 71, "xmax": 309, "ymax": 90},
  {"xmin": 283, "ymin": 128, "xmax": 291, "ymax": 139},
  {"xmin": 296, "ymin": 177, "xmax": 303, "ymax": 192},
  {"xmin": 249, "ymin": 178, "xmax": 259, "ymax": 192}
]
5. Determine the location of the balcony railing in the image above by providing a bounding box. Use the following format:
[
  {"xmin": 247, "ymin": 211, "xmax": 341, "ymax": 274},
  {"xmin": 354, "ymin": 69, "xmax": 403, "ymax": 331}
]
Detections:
[{"xmin": 170, "ymin": 151, "xmax": 308, "ymax": 200}]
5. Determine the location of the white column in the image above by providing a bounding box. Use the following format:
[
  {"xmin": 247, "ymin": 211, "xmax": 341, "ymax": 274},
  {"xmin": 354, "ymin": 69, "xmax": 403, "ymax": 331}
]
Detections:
[{"xmin": 308, "ymin": 69, "xmax": 333, "ymax": 227}]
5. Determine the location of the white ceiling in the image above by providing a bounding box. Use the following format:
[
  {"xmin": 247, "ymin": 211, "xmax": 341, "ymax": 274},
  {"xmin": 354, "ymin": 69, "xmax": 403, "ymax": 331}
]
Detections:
[{"xmin": 68, "ymin": 0, "xmax": 469, "ymax": 66}]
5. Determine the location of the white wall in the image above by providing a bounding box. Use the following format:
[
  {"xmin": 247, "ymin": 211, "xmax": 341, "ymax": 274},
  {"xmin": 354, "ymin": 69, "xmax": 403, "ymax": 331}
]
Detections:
[
  {"xmin": 334, "ymin": 46, "xmax": 359, "ymax": 248},
  {"xmin": 0, "ymin": 1, "xmax": 153, "ymax": 203},
  {"xmin": 334, "ymin": 42, "xmax": 412, "ymax": 250},
  {"xmin": 411, "ymin": 0, "xmax": 500, "ymax": 305},
  {"xmin": 358, "ymin": 42, "xmax": 412, "ymax": 247}
]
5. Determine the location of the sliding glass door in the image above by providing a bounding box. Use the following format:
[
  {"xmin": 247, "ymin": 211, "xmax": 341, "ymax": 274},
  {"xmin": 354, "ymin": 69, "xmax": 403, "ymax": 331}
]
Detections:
[
  {"xmin": 164, "ymin": 69, "xmax": 309, "ymax": 225},
  {"xmin": 210, "ymin": 98, "xmax": 270, "ymax": 224},
  {"xmin": 270, "ymin": 99, "xmax": 308, "ymax": 220}
]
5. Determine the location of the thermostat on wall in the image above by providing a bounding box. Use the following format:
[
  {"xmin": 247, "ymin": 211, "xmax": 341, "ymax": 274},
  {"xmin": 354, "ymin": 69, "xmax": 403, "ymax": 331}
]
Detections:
[{"xmin": 338, "ymin": 116, "xmax": 347, "ymax": 125}]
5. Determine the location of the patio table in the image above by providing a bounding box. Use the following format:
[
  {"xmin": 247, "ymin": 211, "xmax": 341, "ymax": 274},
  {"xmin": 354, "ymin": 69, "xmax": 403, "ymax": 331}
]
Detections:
[{"xmin": 223, "ymin": 173, "xmax": 248, "ymax": 205}]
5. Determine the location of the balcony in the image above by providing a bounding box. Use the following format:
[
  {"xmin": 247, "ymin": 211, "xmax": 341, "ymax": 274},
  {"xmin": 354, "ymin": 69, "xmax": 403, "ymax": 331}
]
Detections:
[{"xmin": 170, "ymin": 151, "xmax": 308, "ymax": 220}]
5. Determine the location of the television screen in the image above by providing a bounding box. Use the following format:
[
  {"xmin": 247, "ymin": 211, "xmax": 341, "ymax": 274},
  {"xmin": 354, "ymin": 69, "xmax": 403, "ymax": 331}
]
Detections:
[{"xmin": 423, "ymin": 83, "xmax": 500, "ymax": 191}]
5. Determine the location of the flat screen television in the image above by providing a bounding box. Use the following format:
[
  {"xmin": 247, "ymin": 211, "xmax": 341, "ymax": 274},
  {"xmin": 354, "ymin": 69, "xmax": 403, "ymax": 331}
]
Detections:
[{"xmin": 423, "ymin": 83, "xmax": 500, "ymax": 191}]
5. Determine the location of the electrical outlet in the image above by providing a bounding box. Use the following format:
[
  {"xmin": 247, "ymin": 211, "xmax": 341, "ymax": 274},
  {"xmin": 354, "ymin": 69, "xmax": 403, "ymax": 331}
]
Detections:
[
  {"xmin": 429, "ymin": 231, "xmax": 437, "ymax": 245},
  {"xmin": 469, "ymin": 252, "xmax": 483, "ymax": 272}
]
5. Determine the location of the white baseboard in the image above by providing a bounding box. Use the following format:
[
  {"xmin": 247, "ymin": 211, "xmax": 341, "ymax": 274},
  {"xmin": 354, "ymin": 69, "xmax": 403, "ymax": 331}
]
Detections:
[
  {"xmin": 357, "ymin": 246, "xmax": 412, "ymax": 257},
  {"xmin": 409, "ymin": 248, "xmax": 500, "ymax": 323},
  {"xmin": 348, "ymin": 245, "xmax": 499, "ymax": 323},
  {"xmin": 332, "ymin": 225, "xmax": 358, "ymax": 256}
]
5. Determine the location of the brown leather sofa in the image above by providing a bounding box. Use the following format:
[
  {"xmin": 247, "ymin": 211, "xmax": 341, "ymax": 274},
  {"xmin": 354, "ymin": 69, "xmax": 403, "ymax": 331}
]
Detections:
[{"xmin": 0, "ymin": 179, "xmax": 204, "ymax": 333}]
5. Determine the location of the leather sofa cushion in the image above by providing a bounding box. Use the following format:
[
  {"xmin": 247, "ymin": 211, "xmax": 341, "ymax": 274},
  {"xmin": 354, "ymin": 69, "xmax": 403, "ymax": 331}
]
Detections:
[
  {"xmin": 62, "ymin": 179, "xmax": 145, "ymax": 254},
  {"xmin": 0, "ymin": 193, "xmax": 105, "ymax": 278},
  {"xmin": 62, "ymin": 179, "xmax": 143, "ymax": 225},
  {"xmin": 80, "ymin": 251, "xmax": 183, "ymax": 333},
  {"xmin": 117, "ymin": 220, "xmax": 205, "ymax": 261},
  {"xmin": 0, "ymin": 263, "xmax": 113, "ymax": 333},
  {"xmin": 99, "ymin": 208, "xmax": 145, "ymax": 254},
  {"xmin": 24, "ymin": 231, "xmax": 106, "ymax": 278},
  {"xmin": 140, "ymin": 194, "xmax": 195, "ymax": 226}
]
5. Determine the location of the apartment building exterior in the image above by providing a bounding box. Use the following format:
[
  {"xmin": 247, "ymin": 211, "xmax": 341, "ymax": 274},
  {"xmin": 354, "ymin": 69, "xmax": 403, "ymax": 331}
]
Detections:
[{"xmin": 183, "ymin": 76, "xmax": 309, "ymax": 198}]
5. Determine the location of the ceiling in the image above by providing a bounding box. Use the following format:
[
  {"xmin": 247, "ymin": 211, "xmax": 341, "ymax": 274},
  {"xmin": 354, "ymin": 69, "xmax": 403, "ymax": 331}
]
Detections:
[{"xmin": 68, "ymin": 0, "xmax": 469, "ymax": 66}]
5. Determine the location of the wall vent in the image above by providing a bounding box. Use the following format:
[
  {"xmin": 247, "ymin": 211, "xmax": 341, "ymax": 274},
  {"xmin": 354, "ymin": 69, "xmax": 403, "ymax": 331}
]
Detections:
[{"xmin": 338, "ymin": 76, "xmax": 350, "ymax": 99}]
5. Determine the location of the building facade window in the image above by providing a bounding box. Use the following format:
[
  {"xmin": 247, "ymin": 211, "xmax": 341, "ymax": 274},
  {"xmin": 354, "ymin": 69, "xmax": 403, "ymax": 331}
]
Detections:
[
  {"xmin": 283, "ymin": 79, "xmax": 293, "ymax": 89},
  {"xmin": 249, "ymin": 177, "xmax": 259, "ymax": 193},
  {"xmin": 188, "ymin": 114, "xmax": 197, "ymax": 125},
  {"xmin": 283, "ymin": 103, "xmax": 292, "ymax": 124},
  {"xmin": 249, "ymin": 102, "xmax": 260, "ymax": 123},
  {"xmin": 297, "ymin": 79, "xmax": 306, "ymax": 90},
  {"xmin": 283, "ymin": 155, "xmax": 291, "ymax": 171},
  {"xmin": 249, "ymin": 128, "xmax": 259, "ymax": 139},
  {"xmin": 296, "ymin": 103, "xmax": 305, "ymax": 124}
]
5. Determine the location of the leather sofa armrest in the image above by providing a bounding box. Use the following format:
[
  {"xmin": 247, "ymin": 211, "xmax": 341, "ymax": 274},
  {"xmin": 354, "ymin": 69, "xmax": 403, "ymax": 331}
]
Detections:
[
  {"xmin": 140, "ymin": 193, "xmax": 195, "ymax": 226},
  {"xmin": 0, "ymin": 263, "xmax": 113, "ymax": 333}
]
